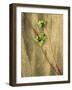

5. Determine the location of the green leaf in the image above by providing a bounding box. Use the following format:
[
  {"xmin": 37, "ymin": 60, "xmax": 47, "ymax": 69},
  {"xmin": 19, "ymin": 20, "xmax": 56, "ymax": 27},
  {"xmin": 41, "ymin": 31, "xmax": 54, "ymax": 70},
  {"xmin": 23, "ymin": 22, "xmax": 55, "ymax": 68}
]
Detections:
[{"xmin": 37, "ymin": 20, "xmax": 46, "ymax": 28}]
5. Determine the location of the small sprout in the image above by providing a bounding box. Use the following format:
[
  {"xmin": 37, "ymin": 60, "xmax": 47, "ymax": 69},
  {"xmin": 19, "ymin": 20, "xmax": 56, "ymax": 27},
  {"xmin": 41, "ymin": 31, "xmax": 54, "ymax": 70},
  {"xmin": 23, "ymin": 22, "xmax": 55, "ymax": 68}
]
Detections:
[
  {"xmin": 33, "ymin": 19, "xmax": 47, "ymax": 46},
  {"xmin": 37, "ymin": 20, "xmax": 46, "ymax": 28},
  {"xmin": 34, "ymin": 32, "xmax": 47, "ymax": 46}
]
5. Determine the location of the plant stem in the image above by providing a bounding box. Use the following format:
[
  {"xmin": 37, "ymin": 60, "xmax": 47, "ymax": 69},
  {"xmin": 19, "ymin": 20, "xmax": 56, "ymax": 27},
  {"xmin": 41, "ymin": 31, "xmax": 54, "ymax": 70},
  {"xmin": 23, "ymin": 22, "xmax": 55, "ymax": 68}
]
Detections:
[
  {"xmin": 35, "ymin": 42, "xmax": 61, "ymax": 75},
  {"xmin": 44, "ymin": 28, "xmax": 62, "ymax": 74}
]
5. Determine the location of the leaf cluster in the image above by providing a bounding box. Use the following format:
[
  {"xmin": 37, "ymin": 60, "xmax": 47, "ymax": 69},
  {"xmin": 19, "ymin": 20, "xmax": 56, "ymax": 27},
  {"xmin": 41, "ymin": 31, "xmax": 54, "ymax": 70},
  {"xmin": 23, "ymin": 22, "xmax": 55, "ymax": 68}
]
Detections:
[
  {"xmin": 37, "ymin": 20, "xmax": 46, "ymax": 28},
  {"xmin": 34, "ymin": 32, "xmax": 47, "ymax": 46}
]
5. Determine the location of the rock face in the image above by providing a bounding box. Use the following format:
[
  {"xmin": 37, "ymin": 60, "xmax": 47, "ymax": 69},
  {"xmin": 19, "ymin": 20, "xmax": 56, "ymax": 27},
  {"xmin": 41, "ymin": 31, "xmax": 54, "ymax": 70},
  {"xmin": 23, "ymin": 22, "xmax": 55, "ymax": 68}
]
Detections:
[{"xmin": 21, "ymin": 13, "xmax": 63, "ymax": 77}]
